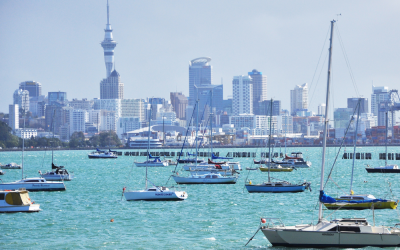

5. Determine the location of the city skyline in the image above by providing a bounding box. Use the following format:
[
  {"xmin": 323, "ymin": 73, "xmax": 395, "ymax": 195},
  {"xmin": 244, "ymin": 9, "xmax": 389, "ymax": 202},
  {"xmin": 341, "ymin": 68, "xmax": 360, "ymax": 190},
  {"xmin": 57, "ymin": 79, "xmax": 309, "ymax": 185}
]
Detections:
[{"xmin": 1, "ymin": 0, "xmax": 399, "ymax": 116}]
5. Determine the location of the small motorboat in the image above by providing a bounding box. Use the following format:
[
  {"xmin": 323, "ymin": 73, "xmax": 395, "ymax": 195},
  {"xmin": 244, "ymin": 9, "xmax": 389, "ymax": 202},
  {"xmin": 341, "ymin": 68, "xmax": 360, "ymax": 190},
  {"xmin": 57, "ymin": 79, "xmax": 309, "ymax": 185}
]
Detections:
[
  {"xmin": 0, "ymin": 177, "xmax": 66, "ymax": 192},
  {"xmin": 259, "ymin": 165, "xmax": 293, "ymax": 172},
  {"xmin": 1, "ymin": 163, "xmax": 22, "ymax": 169},
  {"xmin": 365, "ymin": 164, "xmax": 400, "ymax": 173},
  {"xmin": 163, "ymin": 159, "xmax": 177, "ymax": 166},
  {"xmin": 246, "ymin": 167, "xmax": 259, "ymax": 171},
  {"xmin": 0, "ymin": 188, "xmax": 41, "ymax": 213}
]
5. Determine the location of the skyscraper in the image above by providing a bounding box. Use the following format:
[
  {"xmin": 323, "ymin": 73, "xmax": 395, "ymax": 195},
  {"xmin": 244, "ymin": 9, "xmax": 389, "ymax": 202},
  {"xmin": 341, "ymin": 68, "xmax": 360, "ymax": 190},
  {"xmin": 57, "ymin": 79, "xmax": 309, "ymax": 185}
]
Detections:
[
  {"xmin": 9, "ymin": 104, "xmax": 19, "ymax": 131},
  {"xmin": 232, "ymin": 75, "xmax": 253, "ymax": 115},
  {"xmin": 347, "ymin": 97, "xmax": 369, "ymax": 114},
  {"xmin": 248, "ymin": 69, "xmax": 267, "ymax": 115},
  {"xmin": 48, "ymin": 91, "xmax": 67, "ymax": 106},
  {"xmin": 290, "ymin": 83, "xmax": 308, "ymax": 116},
  {"xmin": 19, "ymin": 81, "xmax": 42, "ymax": 98},
  {"xmin": 371, "ymin": 86, "xmax": 394, "ymax": 126},
  {"xmin": 100, "ymin": 70, "xmax": 124, "ymax": 99},
  {"xmin": 13, "ymin": 89, "xmax": 30, "ymax": 112},
  {"xmin": 188, "ymin": 57, "xmax": 212, "ymax": 106},
  {"xmin": 170, "ymin": 92, "xmax": 188, "ymax": 119},
  {"xmin": 101, "ymin": 0, "xmax": 117, "ymax": 78}
]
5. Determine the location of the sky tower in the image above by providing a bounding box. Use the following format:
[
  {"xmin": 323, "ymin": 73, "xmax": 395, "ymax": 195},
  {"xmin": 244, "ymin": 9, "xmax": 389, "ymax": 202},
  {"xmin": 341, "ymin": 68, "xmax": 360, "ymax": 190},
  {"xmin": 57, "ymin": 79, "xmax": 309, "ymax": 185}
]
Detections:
[{"xmin": 101, "ymin": 0, "xmax": 117, "ymax": 78}]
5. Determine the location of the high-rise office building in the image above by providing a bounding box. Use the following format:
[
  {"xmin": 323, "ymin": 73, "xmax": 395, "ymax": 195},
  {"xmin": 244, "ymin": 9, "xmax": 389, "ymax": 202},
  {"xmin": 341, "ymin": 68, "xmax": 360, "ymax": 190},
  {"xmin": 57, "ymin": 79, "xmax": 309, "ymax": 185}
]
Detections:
[
  {"xmin": 318, "ymin": 103, "xmax": 326, "ymax": 116},
  {"xmin": 48, "ymin": 91, "xmax": 67, "ymax": 106},
  {"xmin": 195, "ymin": 84, "xmax": 223, "ymax": 121},
  {"xmin": 371, "ymin": 86, "xmax": 394, "ymax": 126},
  {"xmin": 347, "ymin": 97, "xmax": 369, "ymax": 114},
  {"xmin": 258, "ymin": 100, "xmax": 281, "ymax": 116},
  {"xmin": 248, "ymin": 69, "xmax": 267, "ymax": 115},
  {"xmin": 170, "ymin": 92, "xmax": 188, "ymax": 119},
  {"xmin": 232, "ymin": 75, "xmax": 253, "ymax": 115},
  {"xmin": 13, "ymin": 89, "xmax": 30, "ymax": 112},
  {"xmin": 69, "ymin": 109, "xmax": 89, "ymax": 136},
  {"xmin": 19, "ymin": 81, "xmax": 42, "ymax": 98},
  {"xmin": 8, "ymin": 104, "xmax": 19, "ymax": 131},
  {"xmin": 101, "ymin": 0, "xmax": 117, "ymax": 78},
  {"xmin": 100, "ymin": 70, "xmax": 124, "ymax": 99},
  {"xmin": 290, "ymin": 83, "xmax": 308, "ymax": 116},
  {"xmin": 188, "ymin": 57, "xmax": 212, "ymax": 106}
]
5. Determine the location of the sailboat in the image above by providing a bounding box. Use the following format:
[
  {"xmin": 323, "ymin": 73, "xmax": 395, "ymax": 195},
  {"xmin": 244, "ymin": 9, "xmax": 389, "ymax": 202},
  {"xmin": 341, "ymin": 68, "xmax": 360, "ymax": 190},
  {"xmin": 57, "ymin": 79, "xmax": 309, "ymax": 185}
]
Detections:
[
  {"xmin": 257, "ymin": 20, "xmax": 400, "ymax": 247},
  {"xmin": 366, "ymin": 111, "xmax": 400, "ymax": 173},
  {"xmin": 124, "ymin": 99, "xmax": 187, "ymax": 201},
  {"xmin": 322, "ymin": 99, "xmax": 397, "ymax": 210},
  {"xmin": 245, "ymin": 99, "xmax": 310, "ymax": 193},
  {"xmin": 40, "ymin": 115, "xmax": 74, "ymax": 181},
  {"xmin": 172, "ymin": 91, "xmax": 238, "ymax": 184},
  {"xmin": 0, "ymin": 116, "xmax": 66, "ymax": 192}
]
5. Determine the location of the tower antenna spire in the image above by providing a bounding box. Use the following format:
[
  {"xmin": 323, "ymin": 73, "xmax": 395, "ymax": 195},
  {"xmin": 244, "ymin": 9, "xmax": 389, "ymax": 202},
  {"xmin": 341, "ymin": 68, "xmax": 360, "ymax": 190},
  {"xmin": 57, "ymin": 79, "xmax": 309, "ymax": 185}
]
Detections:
[{"xmin": 107, "ymin": 0, "xmax": 110, "ymax": 24}]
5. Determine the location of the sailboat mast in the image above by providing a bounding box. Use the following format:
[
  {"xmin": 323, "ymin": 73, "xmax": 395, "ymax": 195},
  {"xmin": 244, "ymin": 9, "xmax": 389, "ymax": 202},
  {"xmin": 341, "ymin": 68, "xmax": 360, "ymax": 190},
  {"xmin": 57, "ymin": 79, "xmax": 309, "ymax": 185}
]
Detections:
[
  {"xmin": 146, "ymin": 100, "xmax": 153, "ymax": 189},
  {"xmin": 349, "ymin": 99, "xmax": 361, "ymax": 194},
  {"xmin": 268, "ymin": 99, "xmax": 273, "ymax": 182},
  {"xmin": 319, "ymin": 20, "xmax": 335, "ymax": 222},
  {"xmin": 195, "ymin": 99, "xmax": 199, "ymax": 168},
  {"xmin": 22, "ymin": 116, "xmax": 25, "ymax": 179},
  {"xmin": 210, "ymin": 90, "xmax": 213, "ymax": 156},
  {"xmin": 385, "ymin": 111, "xmax": 388, "ymax": 166}
]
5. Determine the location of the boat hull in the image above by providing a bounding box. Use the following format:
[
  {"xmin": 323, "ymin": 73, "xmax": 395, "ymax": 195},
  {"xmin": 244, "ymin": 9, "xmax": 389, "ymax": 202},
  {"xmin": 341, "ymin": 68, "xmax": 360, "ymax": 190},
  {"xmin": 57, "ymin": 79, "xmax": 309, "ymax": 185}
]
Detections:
[
  {"xmin": 259, "ymin": 167, "xmax": 293, "ymax": 172},
  {"xmin": 172, "ymin": 175, "xmax": 237, "ymax": 184},
  {"xmin": 40, "ymin": 174, "xmax": 74, "ymax": 181},
  {"xmin": 88, "ymin": 155, "xmax": 117, "ymax": 159},
  {"xmin": 245, "ymin": 184, "xmax": 306, "ymax": 193},
  {"xmin": 0, "ymin": 183, "xmax": 66, "ymax": 192},
  {"xmin": 134, "ymin": 162, "xmax": 168, "ymax": 167},
  {"xmin": 0, "ymin": 204, "xmax": 41, "ymax": 213},
  {"xmin": 124, "ymin": 190, "xmax": 187, "ymax": 201},
  {"xmin": 366, "ymin": 168, "xmax": 400, "ymax": 173},
  {"xmin": 261, "ymin": 228, "xmax": 400, "ymax": 247},
  {"xmin": 324, "ymin": 201, "xmax": 398, "ymax": 210}
]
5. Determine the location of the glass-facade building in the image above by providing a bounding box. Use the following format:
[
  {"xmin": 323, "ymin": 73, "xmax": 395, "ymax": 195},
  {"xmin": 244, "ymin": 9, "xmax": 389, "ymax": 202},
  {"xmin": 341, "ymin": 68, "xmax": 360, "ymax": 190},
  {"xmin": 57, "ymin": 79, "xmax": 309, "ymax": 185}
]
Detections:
[
  {"xmin": 48, "ymin": 92, "xmax": 67, "ymax": 106},
  {"xmin": 189, "ymin": 57, "xmax": 212, "ymax": 106},
  {"xmin": 19, "ymin": 81, "xmax": 42, "ymax": 98}
]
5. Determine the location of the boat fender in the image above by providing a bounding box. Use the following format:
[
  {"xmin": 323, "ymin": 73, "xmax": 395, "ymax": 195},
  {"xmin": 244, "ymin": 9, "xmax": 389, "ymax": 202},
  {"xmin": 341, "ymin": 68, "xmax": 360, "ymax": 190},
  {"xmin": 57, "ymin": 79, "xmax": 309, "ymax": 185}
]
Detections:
[{"xmin": 261, "ymin": 218, "xmax": 266, "ymax": 223}]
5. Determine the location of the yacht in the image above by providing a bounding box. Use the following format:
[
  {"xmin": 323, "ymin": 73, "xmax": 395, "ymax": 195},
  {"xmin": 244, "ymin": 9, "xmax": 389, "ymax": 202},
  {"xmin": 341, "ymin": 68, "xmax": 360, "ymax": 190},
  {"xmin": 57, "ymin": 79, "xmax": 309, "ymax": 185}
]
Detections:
[
  {"xmin": 2, "ymin": 163, "xmax": 22, "ymax": 169},
  {"xmin": 366, "ymin": 164, "xmax": 400, "ymax": 173},
  {"xmin": 128, "ymin": 138, "xmax": 163, "ymax": 149},
  {"xmin": 0, "ymin": 189, "xmax": 41, "ymax": 213},
  {"xmin": 88, "ymin": 149, "xmax": 118, "ymax": 159},
  {"xmin": 0, "ymin": 178, "xmax": 66, "ymax": 191}
]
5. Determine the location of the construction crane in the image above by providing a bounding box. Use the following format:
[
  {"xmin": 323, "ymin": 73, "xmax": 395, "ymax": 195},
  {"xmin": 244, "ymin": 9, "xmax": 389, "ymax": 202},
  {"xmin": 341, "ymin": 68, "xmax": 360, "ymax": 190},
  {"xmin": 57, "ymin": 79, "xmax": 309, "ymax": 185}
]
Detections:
[{"xmin": 379, "ymin": 89, "xmax": 400, "ymax": 139}]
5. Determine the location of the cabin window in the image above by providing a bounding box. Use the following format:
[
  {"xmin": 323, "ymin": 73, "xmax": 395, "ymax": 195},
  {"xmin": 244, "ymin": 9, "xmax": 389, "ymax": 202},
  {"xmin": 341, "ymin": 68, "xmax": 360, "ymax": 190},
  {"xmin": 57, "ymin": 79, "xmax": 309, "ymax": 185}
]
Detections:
[
  {"xmin": 275, "ymin": 184, "xmax": 283, "ymax": 186},
  {"xmin": 212, "ymin": 175, "xmax": 218, "ymax": 179},
  {"xmin": 338, "ymin": 226, "xmax": 361, "ymax": 232},
  {"xmin": 25, "ymin": 180, "xmax": 39, "ymax": 182},
  {"xmin": 148, "ymin": 189, "xmax": 156, "ymax": 191},
  {"xmin": 0, "ymin": 193, "xmax": 4, "ymax": 200},
  {"xmin": 205, "ymin": 176, "xmax": 211, "ymax": 178}
]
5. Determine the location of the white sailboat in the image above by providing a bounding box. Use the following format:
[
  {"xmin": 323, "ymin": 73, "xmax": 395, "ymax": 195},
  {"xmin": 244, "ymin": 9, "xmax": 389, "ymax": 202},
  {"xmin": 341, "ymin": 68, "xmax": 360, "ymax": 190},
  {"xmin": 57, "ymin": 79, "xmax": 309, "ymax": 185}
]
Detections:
[
  {"xmin": 124, "ymin": 99, "xmax": 187, "ymax": 201},
  {"xmin": 256, "ymin": 20, "xmax": 400, "ymax": 247},
  {"xmin": 0, "ymin": 115, "xmax": 66, "ymax": 192}
]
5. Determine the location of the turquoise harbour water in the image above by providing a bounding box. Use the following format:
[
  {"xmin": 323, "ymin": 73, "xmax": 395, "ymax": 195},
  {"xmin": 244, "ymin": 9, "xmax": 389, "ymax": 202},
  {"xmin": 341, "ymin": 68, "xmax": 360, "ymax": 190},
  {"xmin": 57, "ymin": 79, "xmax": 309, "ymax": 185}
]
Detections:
[{"xmin": 1, "ymin": 146, "xmax": 400, "ymax": 249}]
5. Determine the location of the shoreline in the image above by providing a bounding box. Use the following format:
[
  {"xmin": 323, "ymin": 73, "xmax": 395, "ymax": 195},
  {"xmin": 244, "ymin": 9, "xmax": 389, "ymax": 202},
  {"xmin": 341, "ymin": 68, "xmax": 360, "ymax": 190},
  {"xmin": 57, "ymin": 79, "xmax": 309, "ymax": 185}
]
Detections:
[{"xmin": 1, "ymin": 143, "xmax": 400, "ymax": 152}]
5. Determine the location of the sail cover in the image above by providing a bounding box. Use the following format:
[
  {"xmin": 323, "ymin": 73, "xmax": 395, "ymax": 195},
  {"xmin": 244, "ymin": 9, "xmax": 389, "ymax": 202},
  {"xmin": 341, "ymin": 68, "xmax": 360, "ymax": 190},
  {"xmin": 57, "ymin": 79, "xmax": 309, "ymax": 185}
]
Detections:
[
  {"xmin": 320, "ymin": 191, "xmax": 389, "ymax": 204},
  {"xmin": 211, "ymin": 153, "xmax": 233, "ymax": 160}
]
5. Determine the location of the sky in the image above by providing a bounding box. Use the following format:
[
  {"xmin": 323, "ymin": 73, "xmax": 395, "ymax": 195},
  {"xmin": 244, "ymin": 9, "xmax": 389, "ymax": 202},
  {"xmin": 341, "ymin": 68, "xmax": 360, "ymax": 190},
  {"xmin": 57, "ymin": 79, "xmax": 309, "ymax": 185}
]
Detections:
[{"xmin": 1, "ymin": 0, "xmax": 399, "ymax": 118}]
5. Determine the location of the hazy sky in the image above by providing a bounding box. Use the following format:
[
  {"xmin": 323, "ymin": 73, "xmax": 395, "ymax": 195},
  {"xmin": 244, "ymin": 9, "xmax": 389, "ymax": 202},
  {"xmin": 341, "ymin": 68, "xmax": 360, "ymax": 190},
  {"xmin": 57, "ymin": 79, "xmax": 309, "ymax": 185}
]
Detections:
[{"xmin": 1, "ymin": 0, "xmax": 399, "ymax": 117}]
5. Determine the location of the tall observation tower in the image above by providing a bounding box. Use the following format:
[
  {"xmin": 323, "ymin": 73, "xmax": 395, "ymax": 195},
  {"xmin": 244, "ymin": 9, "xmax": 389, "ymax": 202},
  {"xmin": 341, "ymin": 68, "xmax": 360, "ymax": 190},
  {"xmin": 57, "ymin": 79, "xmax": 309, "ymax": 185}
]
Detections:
[{"xmin": 101, "ymin": 0, "xmax": 117, "ymax": 78}]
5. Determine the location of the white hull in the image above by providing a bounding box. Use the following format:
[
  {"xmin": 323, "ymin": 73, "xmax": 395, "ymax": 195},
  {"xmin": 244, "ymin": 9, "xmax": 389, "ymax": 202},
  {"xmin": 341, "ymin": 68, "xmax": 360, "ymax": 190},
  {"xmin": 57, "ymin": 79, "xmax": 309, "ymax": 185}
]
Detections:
[
  {"xmin": 172, "ymin": 174, "xmax": 238, "ymax": 184},
  {"xmin": 182, "ymin": 163, "xmax": 231, "ymax": 171},
  {"xmin": 40, "ymin": 173, "xmax": 74, "ymax": 181},
  {"xmin": 124, "ymin": 188, "xmax": 187, "ymax": 201},
  {"xmin": 135, "ymin": 161, "xmax": 168, "ymax": 167},
  {"xmin": 0, "ymin": 178, "xmax": 66, "ymax": 191},
  {"xmin": 0, "ymin": 204, "xmax": 41, "ymax": 213}
]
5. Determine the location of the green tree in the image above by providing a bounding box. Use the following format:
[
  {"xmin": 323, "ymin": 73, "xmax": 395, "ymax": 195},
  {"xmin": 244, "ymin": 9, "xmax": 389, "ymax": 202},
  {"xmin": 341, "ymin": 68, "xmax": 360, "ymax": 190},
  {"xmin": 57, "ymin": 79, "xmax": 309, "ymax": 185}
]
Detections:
[
  {"xmin": 0, "ymin": 121, "xmax": 19, "ymax": 148},
  {"xmin": 98, "ymin": 131, "xmax": 121, "ymax": 147},
  {"xmin": 69, "ymin": 131, "xmax": 87, "ymax": 148}
]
